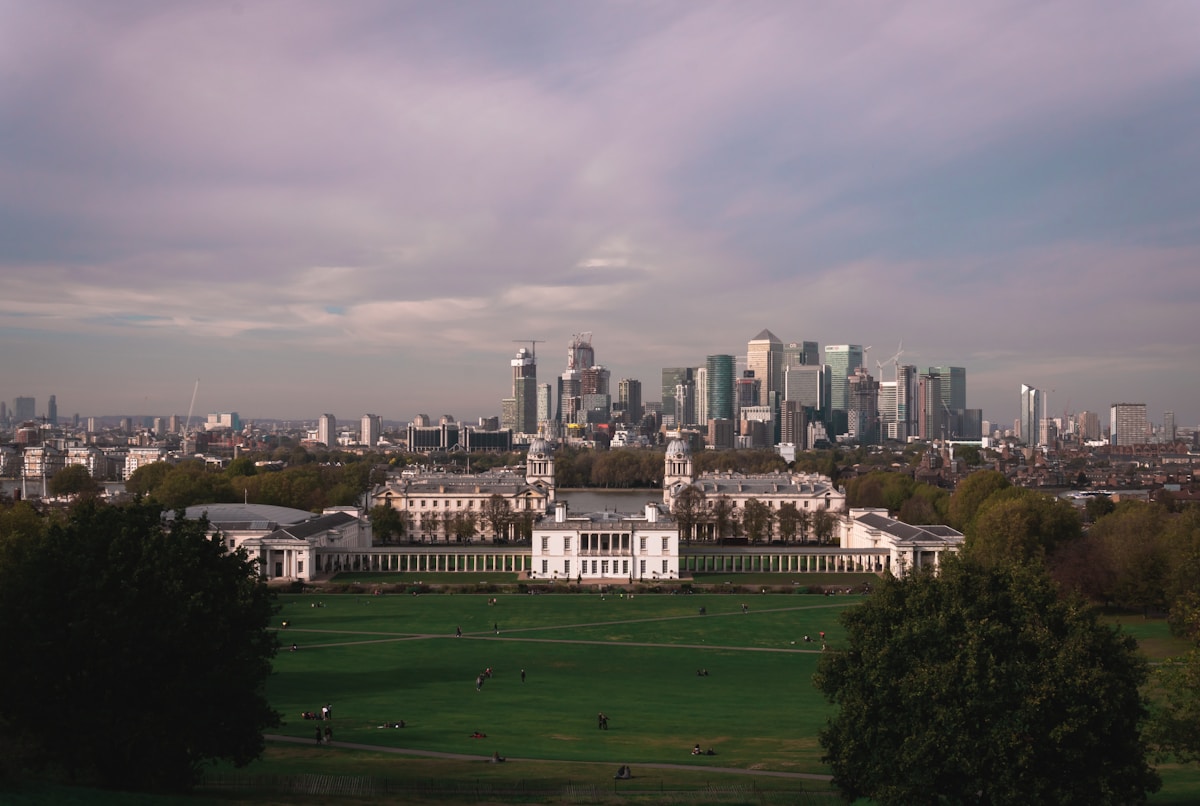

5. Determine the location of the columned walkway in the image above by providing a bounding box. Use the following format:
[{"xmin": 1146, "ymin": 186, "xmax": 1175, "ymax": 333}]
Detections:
[
  {"xmin": 317, "ymin": 545, "xmax": 531, "ymax": 575},
  {"xmin": 313, "ymin": 544, "xmax": 884, "ymax": 576},
  {"xmin": 680, "ymin": 545, "xmax": 887, "ymax": 574}
]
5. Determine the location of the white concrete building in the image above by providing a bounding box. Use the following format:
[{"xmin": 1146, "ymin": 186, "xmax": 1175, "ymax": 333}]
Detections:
[
  {"xmin": 843, "ymin": 508, "xmax": 964, "ymax": 575},
  {"xmin": 531, "ymin": 500, "xmax": 679, "ymax": 582}
]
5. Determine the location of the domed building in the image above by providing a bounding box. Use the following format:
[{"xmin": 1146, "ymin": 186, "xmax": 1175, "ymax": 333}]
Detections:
[{"xmin": 661, "ymin": 437, "xmax": 845, "ymax": 542}]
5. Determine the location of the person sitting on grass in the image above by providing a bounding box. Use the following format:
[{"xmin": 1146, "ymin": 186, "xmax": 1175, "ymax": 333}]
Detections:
[
  {"xmin": 491, "ymin": 751, "xmax": 506, "ymax": 763},
  {"xmin": 471, "ymin": 731, "xmax": 487, "ymax": 738},
  {"xmin": 692, "ymin": 744, "xmax": 702, "ymax": 755}
]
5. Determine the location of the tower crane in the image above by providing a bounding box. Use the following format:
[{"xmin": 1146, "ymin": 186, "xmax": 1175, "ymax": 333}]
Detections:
[{"xmin": 512, "ymin": 340, "xmax": 544, "ymax": 359}]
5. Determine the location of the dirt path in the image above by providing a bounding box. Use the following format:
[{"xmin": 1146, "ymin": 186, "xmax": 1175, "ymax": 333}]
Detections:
[{"xmin": 264, "ymin": 733, "xmax": 832, "ymax": 781}]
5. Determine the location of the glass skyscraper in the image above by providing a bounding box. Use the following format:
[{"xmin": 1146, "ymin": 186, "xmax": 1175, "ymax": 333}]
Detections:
[{"xmin": 705, "ymin": 354, "xmax": 735, "ymax": 422}]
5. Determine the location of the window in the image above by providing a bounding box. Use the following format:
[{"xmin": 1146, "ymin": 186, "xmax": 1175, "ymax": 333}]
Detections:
[
  {"xmin": 640, "ymin": 537, "xmax": 647, "ymax": 552},
  {"xmin": 661, "ymin": 537, "xmax": 669, "ymax": 553},
  {"xmin": 421, "ymin": 500, "xmax": 426, "ymax": 507},
  {"xmin": 228, "ymin": 539, "xmax": 236, "ymax": 549},
  {"xmin": 600, "ymin": 534, "xmax": 610, "ymax": 551},
  {"xmin": 602, "ymin": 560, "xmax": 609, "ymax": 575},
  {"xmin": 542, "ymin": 559, "xmax": 548, "ymax": 573},
  {"xmin": 564, "ymin": 537, "xmax": 572, "ymax": 552},
  {"xmin": 541, "ymin": 537, "xmax": 549, "ymax": 552},
  {"xmin": 640, "ymin": 560, "xmax": 646, "ymax": 575},
  {"xmin": 564, "ymin": 560, "xmax": 571, "ymax": 575},
  {"xmin": 591, "ymin": 560, "xmax": 598, "ymax": 574},
  {"xmin": 662, "ymin": 559, "xmax": 668, "ymax": 574},
  {"xmin": 622, "ymin": 560, "xmax": 628, "ymax": 575},
  {"xmin": 298, "ymin": 561, "xmax": 304, "ymax": 574}
]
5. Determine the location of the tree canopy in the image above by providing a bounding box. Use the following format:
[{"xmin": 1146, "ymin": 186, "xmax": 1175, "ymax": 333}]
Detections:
[
  {"xmin": 815, "ymin": 557, "xmax": 1159, "ymax": 805},
  {"xmin": 0, "ymin": 499, "xmax": 280, "ymax": 792}
]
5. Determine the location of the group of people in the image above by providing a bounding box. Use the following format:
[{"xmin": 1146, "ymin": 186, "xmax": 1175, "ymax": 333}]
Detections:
[
  {"xmin": 597, "ymin": 712, "xmax": 610, "ymax": 730},
  {"xmin": 377, "ymin": 720, "xmax": 405, "ymax": 729},
  {"xmin": 691, "ymin": 744, "xmax": 716, "ymax": 756},
  {"xmin": 302, "ymin": 704, "xmax": 333, "ymax": 720},
  {"xmin": 476, "ymin": 667, "xmax": 494, "ymax": 691},
  {"xmin": 695, "ymin": 668, "xmax": 710, "ymax": 677}
]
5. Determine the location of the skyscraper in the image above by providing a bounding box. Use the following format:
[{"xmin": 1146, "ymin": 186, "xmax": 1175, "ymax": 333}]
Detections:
[
  {"xmin": 661, "ymin": 367, "xmax": 693, "ymax": 427},
  {"xmin": 508, "ymin": 347, "xmax": 538, "ymax": 435},
  {"xmin": 847, "ymin": 367, "xmax": 879, "ymax": 444},
  {"xmin": 1020, "ymin": 384, "xmax": 1045, "ymax": 446},
  {"xmin": 705, "ymin": 354, "xmax": 735, "ymax": 422},
  {"xmin": 1110, "ymin": 403, "xmax": 1148, "ymax": 446},
  {"xmin": 823, "ymin": 345, "xmax": 863, "ymax": 415},
  {"xmin": 14, "ymin": 396, "xmax": 35, "ymax": 422},
  {"xmin": 617, "ymin": 379, "xmax": 642, "ymax": 425},
  {"xmin": 47, "ymin": 394, "xmax": 57, "ymax": 426},
  {"xmin": 1163, "ymin": 411, "xmax": 1176, "ymax": 443},
  {"xmin": 783, "ymin": 341, "xmax": 820, "ymax": 368},
  {"xmin": 747, "ymin": 330, "xmax": 784, "ymax": 403}
]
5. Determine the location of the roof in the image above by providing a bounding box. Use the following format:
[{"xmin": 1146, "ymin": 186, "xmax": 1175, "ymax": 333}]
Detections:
[
  {"xmin": 182, "ymin": 503, "xmax": 314, "ymax": 528},
  {"xmin": 266, "ymin": 511, "xmax": 359, "ymax": 541},
  {"xmin": 855, "ymin": 511, "xmax": 963, "ymax": 545}
]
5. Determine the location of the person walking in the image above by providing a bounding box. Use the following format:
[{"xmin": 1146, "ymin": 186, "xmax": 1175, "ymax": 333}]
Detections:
[{"xmin": 520, "ymin": 668, "xmax": 526, "ymax": 683}]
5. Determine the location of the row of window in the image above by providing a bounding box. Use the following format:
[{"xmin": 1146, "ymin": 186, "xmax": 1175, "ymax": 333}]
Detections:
[
  {"xmin": 538, "ymin": 558, "xmax": 670, "ymax": 576},
  {"xmin": 539, "ymin": 534, "xmax": 671, "ymax": 553}
]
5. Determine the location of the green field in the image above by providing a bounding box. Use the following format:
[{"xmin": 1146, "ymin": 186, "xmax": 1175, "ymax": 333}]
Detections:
[{"xmin": 194, "ymin": 590, "xmax": 1200, "ymax": 804}]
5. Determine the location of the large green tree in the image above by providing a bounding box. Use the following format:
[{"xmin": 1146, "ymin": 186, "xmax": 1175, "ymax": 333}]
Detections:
[
  {"xmin": 815, "ymin": 557, "xmax": 1159, "ymax": 805},
  {"xmin": 48, "ymin": 464, "xmax": 102, "ymax": 498},
  {"xmin": 965, "ymin": 487, "xmax": 1081, "ymax": 568},
  {"xmin": 0, "ymin": 500, "xmax": 280, "ymax": 792},
  {"xmin": 946, "ymin": 469, "xmax": 1010, "ymax": 532}
]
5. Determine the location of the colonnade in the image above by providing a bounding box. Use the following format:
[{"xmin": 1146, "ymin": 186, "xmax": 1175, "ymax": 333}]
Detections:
[
  {"xmin": 317, "ymin": 548, "xmax": 530, "ymax": 575},
  {"xmin": 679, "ymin": 548, "xmax": 887, "ymax": 574}
]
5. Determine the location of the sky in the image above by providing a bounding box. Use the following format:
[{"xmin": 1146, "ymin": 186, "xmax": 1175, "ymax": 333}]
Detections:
[{"xmin": 2, "ymin": 1, "xmax": 1199, "ymax": 430}]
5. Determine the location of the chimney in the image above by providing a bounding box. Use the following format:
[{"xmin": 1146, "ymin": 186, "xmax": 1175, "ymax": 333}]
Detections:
[
  {"xmin": 555, "ymin": 501, "xmax": 568, "ymax": 523},
  {"xmin": 645, "ymin": 503, "xmax": 658, "ymax": 523}
]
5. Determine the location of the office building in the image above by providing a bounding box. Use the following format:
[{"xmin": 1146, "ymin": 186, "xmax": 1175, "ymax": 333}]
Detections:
[
  {"xmin": 705, "ymin": 354, "xmax": 735, "ymax": 422},
  {"xmin": 47, "ymin": 394, "xmax": 57, "ymax": 426},
  {"xmin": 661, "ymin": 367, "xmax": 693, "ymax": 427},
  {"xmin": 1110, "ymin": 403, "xmax": 1149, "ymax": 447},
  {"xmin": 783, "ymin": 341, "xmax": 820, "ymax": 368},
  {"xmin": 746, "ymin": 330, "xmax": 784, "ymax": 403},
  {"xmin": 537, "ymin": 384, "xmax": 553, "ymax": 428},
  {"xmin": 14, "ymin": 396, "xmax": 35, "ymax": 422},
  {"xmin": 617, "ymin": 378, "xmax": 642, "ymax": 425},
  {"xmin": 919, "ymin": 374, "xmax": 943, "ymax": 441},
  {"xmin": 506, "ymin": 347, "xmax": 538, "ymax": 435},
  {"xmin": 823, "ymin": 345, "xmax": 863, "ymax": 415}
]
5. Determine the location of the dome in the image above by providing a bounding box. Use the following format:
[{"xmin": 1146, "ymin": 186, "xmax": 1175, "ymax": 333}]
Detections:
[
  {"xmin": 665, "ymin": 438, "xmax": 691, "ymax": 459},
  {"xmin": 527, "ymin": 437, "xmax": 550, "ymax": 459}
]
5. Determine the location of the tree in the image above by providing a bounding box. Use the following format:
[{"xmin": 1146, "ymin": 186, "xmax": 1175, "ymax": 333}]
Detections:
[
  {"xmin": 815, "ymin": 557, "xmax": 1160, "ymax": 805},
  {"xmin": 125, "ymin": 460, "xmax": 173, "ymax": 497},
  {"xmin": 670, "ymin": 485, "xmax": 705, "ymax": 544},
  {"xmin": 710, "ymin": 494, "xmax": 736, "ymax": 541},
  {"xmin": 965, "ymin": 487, "xmax": 1081, "ymax": 569},
  {"xmin": 369, "ymin": 504, "xmax": 406, "ymax": 544},
  {"xmin": 812, "ymin": 508, "xmax": 837, "ymax": 545},
  {"xmin": 0, "ymin": 499, "xmax": 279, "ymax": 792},
  {"xmin": 48, "ymin": 464, "xmax": 101, "ymax": 498},
  {"xmin": 741, "ymin": 498, "xmax": 773, "ymax": 543},
  {"xmin": 776, "ymin": 502, "xmax": 800, "ymax": 543},
  {"xmin": 483, "ymin": 494, "xmax": 512, "ymax": 541},
  {"xmin": 947, "ymin": 469, "xmax": 1010, "ymax": 532}
]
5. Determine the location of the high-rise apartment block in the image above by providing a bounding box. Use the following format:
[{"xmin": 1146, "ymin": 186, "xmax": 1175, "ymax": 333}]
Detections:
[
  {"xmin": 317, "ymin": 413, "xmax": 337, "ymax": 448},
  {"xmin": 361, "ymin": 413, "xmax": 382, "ymax": 447},
  {"xmin": 1020, "ymin": 384, "xmax": 1046, "ymax": 446},
  {"xmin": 1110, "ymin": 403, "xmax": 1148, "ymax": 446}
]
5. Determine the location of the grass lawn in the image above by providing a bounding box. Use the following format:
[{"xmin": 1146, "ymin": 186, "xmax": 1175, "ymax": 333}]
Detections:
[{"xmin": 200, "ymin": 590, "xmax": 1200, "ymax": 804}]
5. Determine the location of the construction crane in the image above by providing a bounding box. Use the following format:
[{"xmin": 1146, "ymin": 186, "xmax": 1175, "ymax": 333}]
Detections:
[
  {"xmin": 883, "ymin": 340, "xmax": 905, "ymax": 384},
  {"xmin": 184, "ymin": 379, "xmax": 199, "ymax": 434},
  {"xmin": 512, "ymin": 339, "xmax": 544, "ymax": 359}
]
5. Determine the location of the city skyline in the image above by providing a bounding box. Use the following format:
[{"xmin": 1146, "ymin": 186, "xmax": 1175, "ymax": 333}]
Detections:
[{"xmin": 3, "ymin": 3, "xmax": 1199, "ymax": 426}]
